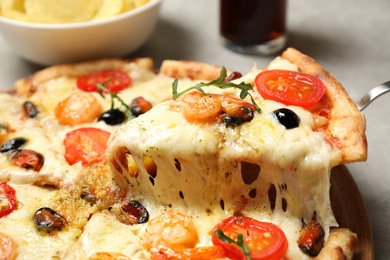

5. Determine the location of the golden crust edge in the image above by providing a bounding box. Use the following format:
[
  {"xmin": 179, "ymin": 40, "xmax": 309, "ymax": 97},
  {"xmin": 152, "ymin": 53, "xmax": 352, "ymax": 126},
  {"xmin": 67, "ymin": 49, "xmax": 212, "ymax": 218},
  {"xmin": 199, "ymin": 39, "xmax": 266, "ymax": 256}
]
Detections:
[
  {"xmin": 13, "ymin": 58, "xmax": 230, "ymax": 97},
  {"xmin": 160, "ymin": 60, "xmax": 233, "ymax": 81},
  {"xmin": 14, "ymin": 57, "xmax": 154, "ymax": 97},
  {"xmin": 281, "ymin": 48, "xmax": 367, "ymax": 164},
  {"xmin": 315, "ymin": 228, "xmax": 357, "ymax": 260}
]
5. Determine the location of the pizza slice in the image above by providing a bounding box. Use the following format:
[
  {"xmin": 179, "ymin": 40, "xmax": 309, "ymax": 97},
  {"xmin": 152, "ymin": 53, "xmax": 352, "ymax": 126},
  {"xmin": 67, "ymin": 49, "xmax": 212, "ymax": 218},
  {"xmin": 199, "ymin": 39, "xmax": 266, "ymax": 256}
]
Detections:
[
  {"xmin": 106, "ymin": 48, "xmax": 366, "ymax": 259},
  {"xmin": 281, "ymin": 48, "xmax": 366, "ymax": 164}
]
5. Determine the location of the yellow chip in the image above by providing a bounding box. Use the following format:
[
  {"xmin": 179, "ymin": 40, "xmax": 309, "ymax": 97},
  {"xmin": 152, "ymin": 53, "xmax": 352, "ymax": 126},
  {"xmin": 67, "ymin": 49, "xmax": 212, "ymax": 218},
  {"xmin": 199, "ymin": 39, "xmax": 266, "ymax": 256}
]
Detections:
[
  {"xmin": 0, "ymin": 0, "xmax": 25, "ymax": 13},
  {"xmin": 24, "ymin": 0, "xmax": 103, "ymax": 24},
  {"xmin": 92, "ymin": 0, "xmax": 123, "ymax": 21},
  {"xmin": 0, "ymin": 9, "xmax": 29, "ymax": 22},
  {"xmin": 0, "ymin": 0, "xmax": 29, "ymax": 21}
]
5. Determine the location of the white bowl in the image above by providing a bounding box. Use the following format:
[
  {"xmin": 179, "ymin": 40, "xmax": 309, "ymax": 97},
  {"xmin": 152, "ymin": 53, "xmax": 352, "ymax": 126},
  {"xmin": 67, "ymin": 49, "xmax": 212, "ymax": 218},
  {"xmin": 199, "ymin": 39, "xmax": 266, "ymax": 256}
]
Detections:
[{"xmin": 0, "ymin": 0, "xmax": 162, "ymax": 66}]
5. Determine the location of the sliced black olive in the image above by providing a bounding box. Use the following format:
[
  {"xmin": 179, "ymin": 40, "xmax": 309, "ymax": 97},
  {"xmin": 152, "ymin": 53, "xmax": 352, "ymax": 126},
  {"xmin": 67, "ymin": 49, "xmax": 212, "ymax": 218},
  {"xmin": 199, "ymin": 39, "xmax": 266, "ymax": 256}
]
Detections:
[
  {"xmin": 298, "ymin": 220, "xmax": 325, "ymax": 256},
  {"xmin": 1, "ymin": 137, "xmax": 27, "ymax": 153},
  {"xmin": 10, "ymin": 149, "xmax": 44, "ymax": 171},
  {"xmin": 222, "ymin": 106, "xmax": 254, "ymax": 126},
  {"xmin": 23, "ymin": 101, "xmax": 38, "ymax": 118},
  {"xmin": 130, "ymin": 97, "xmax": 152, "ymax": 117},
  {"xmin": 224, "ymin": 71, "xmax": 243, "ymax": 82},
  {"xmin": 121, "ymin": 200, "xmax": 149, "ymax": 224},
  {"xmin": 33, "ymin": 207, "xmax": 67, "ymax": 231},
  {"xmin": 273, "ymin": 108, "xmax": 300, "ymax": 129},
  {"xmin": 98, "ymin": 109, "xmax": 126, "ymax": 125}
]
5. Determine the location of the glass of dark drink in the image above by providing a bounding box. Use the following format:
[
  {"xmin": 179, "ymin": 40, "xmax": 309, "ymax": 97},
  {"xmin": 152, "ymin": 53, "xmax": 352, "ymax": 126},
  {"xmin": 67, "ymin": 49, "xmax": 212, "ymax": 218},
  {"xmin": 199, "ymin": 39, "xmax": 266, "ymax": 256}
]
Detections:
[{"xmin": 220, "ymin": 0, "xmax": 287, "ymax": 55}]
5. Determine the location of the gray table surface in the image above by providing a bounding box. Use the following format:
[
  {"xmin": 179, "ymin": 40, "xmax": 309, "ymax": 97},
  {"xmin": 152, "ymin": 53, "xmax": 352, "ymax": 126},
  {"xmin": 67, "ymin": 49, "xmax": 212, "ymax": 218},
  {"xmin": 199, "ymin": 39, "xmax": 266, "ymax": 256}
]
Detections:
[{"xmin": 1, "ymin": 0, "xmax": 389, "ymax": 259}]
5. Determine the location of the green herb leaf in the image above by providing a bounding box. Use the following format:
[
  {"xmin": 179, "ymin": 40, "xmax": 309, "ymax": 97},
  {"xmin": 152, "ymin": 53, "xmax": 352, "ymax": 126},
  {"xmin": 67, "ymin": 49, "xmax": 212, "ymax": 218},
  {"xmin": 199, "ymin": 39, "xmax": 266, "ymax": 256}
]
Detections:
[
  {"xmin": 212, "ymin": 228, "xmax": 252, "ymax": 260},
  {"xmin": 0, "ymin": 122, "xmax": 8, "ymax": 130},
  {"xmin": 172, "ymin": 67, "xmax": 261, "ymax": 113},
  {"xmin": 97, "ymin": 83, "xmax": 135, "ymax": 120}
]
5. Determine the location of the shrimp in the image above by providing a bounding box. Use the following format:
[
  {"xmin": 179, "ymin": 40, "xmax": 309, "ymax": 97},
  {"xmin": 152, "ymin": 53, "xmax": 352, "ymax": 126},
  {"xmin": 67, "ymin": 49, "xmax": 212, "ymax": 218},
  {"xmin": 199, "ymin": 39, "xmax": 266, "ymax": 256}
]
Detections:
[
  {"xmin": 143, "ymin": 210, "xmax": 225, "ymax": 260},
  {"xmin": 177, "ymin": 91, "xmax": 255, "ymax": 125},
  {"xmin": 143, "ymin": 209, "xmax": 198, "ymax": 251},
  {"xmin": 55, "ymin": 92, "xmax": 103, "ymax": 126},
  {"xmin": 179, "ymin": 91, "xmax": 222, "ymax": 123}
]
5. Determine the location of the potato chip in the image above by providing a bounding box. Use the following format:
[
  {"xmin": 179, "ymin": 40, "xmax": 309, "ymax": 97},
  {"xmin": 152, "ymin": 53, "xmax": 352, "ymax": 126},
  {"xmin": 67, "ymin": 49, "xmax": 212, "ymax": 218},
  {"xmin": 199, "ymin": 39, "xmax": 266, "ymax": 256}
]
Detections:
[
  {"xmin": 0, "ymin": 0, "xmax": 29, "ymax": 21},
  {"xmin": 0, "ymin": 0, "xmax": 25, "ymax": 13},
  {"xmin": 24, "ymin": 0, "xmax": 102, "ymax": 24},
  {"xmin": 0, "ymin": 0, "xmax": 151, "ymax": 23},
  {"xmin": 92, "ymin": 0, "xmax": 123, "ymax": 21},
  {"xmin": 0, "ymin": 9, "xmax": 29, "ymax": 22}
]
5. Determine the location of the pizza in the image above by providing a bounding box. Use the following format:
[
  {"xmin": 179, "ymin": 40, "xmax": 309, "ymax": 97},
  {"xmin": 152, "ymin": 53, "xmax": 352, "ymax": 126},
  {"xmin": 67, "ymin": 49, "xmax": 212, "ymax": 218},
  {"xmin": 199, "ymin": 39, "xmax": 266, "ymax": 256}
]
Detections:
[{"xmin": 0, "ymin": 48, "xmax": 367, "ymax": 260}]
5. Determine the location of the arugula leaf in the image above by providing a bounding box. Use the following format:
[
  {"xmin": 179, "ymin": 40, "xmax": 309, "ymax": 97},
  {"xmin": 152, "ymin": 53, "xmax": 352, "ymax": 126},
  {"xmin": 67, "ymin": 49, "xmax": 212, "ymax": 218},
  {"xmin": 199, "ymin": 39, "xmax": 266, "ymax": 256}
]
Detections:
[
  {"xmin": 212, "ymin": 228, "xmax": 252, "ymax": 260},
  {"xmin": 172, "ymin": 67, "xmax": 261, "ymax": 113},
  {"xmin": 97, "ymin": 83, "xmax": 135, "ymax": 120},
  {"xmin": 0, "ymin": 122, "xmax": 8, "ymax": 130}
]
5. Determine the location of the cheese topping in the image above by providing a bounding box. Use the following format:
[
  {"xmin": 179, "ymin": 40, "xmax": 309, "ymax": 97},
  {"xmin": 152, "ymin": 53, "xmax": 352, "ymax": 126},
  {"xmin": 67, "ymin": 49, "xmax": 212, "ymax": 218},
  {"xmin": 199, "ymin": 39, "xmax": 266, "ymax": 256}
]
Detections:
[
  {"xmin": 0, "ymin": 93, "xmax": 79, "ymax": 187},
  {"xmin": 106, "ymin": 58, "xmax": 342, "ymax": 259},
  {"xmin": 0, "ymin": 57, "xmax": 348, "ymax": 260},
  {"xmin": 58, "ymin": 212, "xmax": 150, "ymax": 260},
  {"xmin": 1, "ymin": 65, "xmax": 197, "ymax": 188},
  {"xmin": 0, "ymin": 184, "xmax": 82, "ymax": 260}
]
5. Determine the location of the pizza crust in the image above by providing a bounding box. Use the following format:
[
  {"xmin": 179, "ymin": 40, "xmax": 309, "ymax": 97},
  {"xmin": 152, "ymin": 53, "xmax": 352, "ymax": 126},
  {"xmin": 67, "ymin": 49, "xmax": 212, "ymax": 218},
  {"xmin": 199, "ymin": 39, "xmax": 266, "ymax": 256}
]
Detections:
[
  {"xmin": 281, "ymin": 48, "xmax": 367, "ymax": 164},
  {"xmin": 14, "ymin": 58, "xmax": 153, "ymax": 97},
  {"xmin": 160, "ymin": 60, "xmax": 232, "ymax": 81},
  {"xmin": 316, "ymin": 228, "xmax": 357, "ymax": 260}
]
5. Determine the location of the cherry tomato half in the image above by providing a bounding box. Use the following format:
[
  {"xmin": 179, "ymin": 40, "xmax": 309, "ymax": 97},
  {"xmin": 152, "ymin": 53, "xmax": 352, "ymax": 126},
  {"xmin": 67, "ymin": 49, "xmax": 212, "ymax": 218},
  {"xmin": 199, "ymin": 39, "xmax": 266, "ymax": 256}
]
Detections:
[
  {"xmin": 255, "ymin": 70, "xmax": 325, "ymax": 108},
  {"xmin": 63, "ymin": 127, "xmax": 110, "ymax": 167},
  {"xmin": 77, "ymin": 70, "xmax": 132, "ymax": 93},
  {"xmin": 0, "ymin": 182, "xmax": 17, "ymax": 218},
  {"xmin": 212, "ymin": 216, "xmax": 288, "ymax": 260}
]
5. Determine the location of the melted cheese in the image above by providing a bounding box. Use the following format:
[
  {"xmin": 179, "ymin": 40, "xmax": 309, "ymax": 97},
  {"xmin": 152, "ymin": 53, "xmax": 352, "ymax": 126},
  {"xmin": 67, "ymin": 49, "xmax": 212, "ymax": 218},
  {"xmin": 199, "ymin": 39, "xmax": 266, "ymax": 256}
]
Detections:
[
  {"xmin": 0, "ymin": 93, "xmax": 79, "ymax": 187},
  {"xmin": 0, "ymin": 184, "xmax": 82, "ymax": 260},
  {"xmin": 1, "ymin": 58, "xmax": 345, "ymax": 259},
  {"xmin": 28, "ymin": 71, "xmax": 197, "ymax": 116},
  {"xmin": 58, "ymin": 212, "xmax": 150, "ymax": 260},
  {"xmin": 1, "ymin": 69, "xmax": 198, "ymax": 188},
  {"xmin": 106, "ymin": 59, "xmax": 343, "ymax": 259}
]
